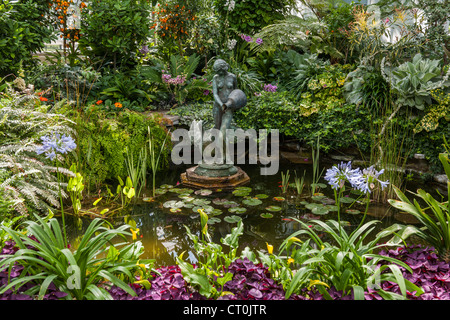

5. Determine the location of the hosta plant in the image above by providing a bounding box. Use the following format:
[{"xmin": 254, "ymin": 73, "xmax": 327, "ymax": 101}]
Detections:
[
  {"xmin": 0, "ymin": 213, "xmax": 154, "ymax": 300},
  {"xmin": 382, "ymin": 53, "xmax": 450, "ymax": 110}
]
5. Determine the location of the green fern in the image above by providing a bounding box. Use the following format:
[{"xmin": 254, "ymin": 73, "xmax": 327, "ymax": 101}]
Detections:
[{"xmin": 0, "ymin": 92, "xmax": 75, "ymax": 215}]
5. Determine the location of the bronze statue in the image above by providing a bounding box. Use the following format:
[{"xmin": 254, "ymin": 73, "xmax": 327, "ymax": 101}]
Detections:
[{"xmin": 212, "ymin": 59, "xmax": 238, "ymax": 136}]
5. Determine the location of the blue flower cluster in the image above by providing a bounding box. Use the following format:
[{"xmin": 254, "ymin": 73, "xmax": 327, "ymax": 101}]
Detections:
[
  {"xmin": 324, "ymin": 161, "xmax": 389, "ymax": 193},
  {"xmin": 36, "ymin": 133, "xmax": 76, "ymax": 161}
]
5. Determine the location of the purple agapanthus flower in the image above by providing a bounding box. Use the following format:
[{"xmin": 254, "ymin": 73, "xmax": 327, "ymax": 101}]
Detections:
[
  {"xmin": 255, "ymin": 37, "xmax": 263, "ymax": 45},
  {"xmin": 352, "ymin": 165, "xmax": 389, "ymax": 193},
  {"xmin": 36, "ymin": 133, "xmax": 76, "ymax": 161},
  {"xmin": 324, "ymin": 161, "xmax": 362, "ymax": 190}
]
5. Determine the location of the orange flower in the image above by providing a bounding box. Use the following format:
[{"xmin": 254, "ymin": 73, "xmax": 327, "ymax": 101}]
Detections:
[
  {"xmin": 40, "ymin": 97, "xmax": 48, "ymax": 102},
  {"xmin": 96, "ymin": 100, "xmax": 103, "ymax": 105},
  {"xmin": 114, "ymin": 102, "xmax": 123, "ymax": 108}
]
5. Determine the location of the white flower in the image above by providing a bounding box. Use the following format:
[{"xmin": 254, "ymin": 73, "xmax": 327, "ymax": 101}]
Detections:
[
  {"xmin": 224, "ymin": 0, "xmax": 235, "ymax": 11},
  {"xmin": 227, "ymin": 39, "xmax": 237, "ymax": 50}
]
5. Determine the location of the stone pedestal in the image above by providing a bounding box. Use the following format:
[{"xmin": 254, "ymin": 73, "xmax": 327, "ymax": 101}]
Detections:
[{"xmin": 180, "ymin": 164, "xmax": 250, "ymax": 190}]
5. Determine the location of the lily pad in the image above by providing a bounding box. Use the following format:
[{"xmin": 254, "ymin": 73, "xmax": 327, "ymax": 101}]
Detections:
[
  {"xmin": 178, "ymin": 195, "xmax": 194, "ymax": 201},
  {"xmin": 232, "ymin": 189, "xmax": 250, "ymax": 197},
  {"xmin": 260, "ymin": 213, "xmax": 273, "ymax": 219},
  {"xmin": 163, "ymin": 200, "xmax": 185, "ymax": 209},
  {"xmin": 169, "ymin": 208, "xmax": 182, "ymax": 213},
  {"xmin": 193, "ymin": 199, "xmax": 211, "ymax": 206},
  {"xmin": 204, "ymin": 208, "xmax": 223, "ymax": 216},
  {"xmin": 311, "ymin": 195, "xmax": 327, "ymax": 202},
  {"xmin": 339, "ymin": 196, "xmax": 356, "ymax": 204},
  {"xmin": 255, "ymin": 194, "xmax": 269, "ymax": 199},
  {"xmin": 273, "ymin": 196, "xmax": 285, "ymax": 201},
  {"xmin": 345, "ymin": 209, "xmax": 361, "ymax": 215},
  {"xmin": 242, "ymin": 198, "xmax": 263, "ymax": 206},
  {"xmin": 159, "ymin": 184, "xmax": 174, "ymax": 189},
  {"xmin": 311, "ymin": 183, "xmax": 327, "ymax": 189},
  {"xmin": 142, "ymin": 197, "xmax": 154, "ymax": 202},
  {"xmin": 224, "ymin": 215, "xmax": 242, "ymax": 223},
  {"xmin": 212, "ymin": 198, "xmax": 229, "ymax": 205},
  {"xmin": 235, "ymin": 186, "xmax": 252, "ymax": 192},
  {"xmin": 326, "ymin": 205, "xmax": 339, "ymax": 212},
  {"xmin": 229, "ymin": 207, "xmax": 247, "ymax": 214},
  {"xmin": 195, "ymin": 189, "xmax": 213, "ymax": 196},
  {"xmin": 170, "ymin": 188, "xmax": 194, "ymax": 194},
  {"xmin": 192, "ymin": 205, "xmax": 214, "ymax": 213},
  {"xmin": 207, "ymin": 217, "xmax": 221, "ymax": 225},
  {"xmin": 154, "ymin": 188, "xmax": 168, "ymax": 195},
  {"xmin": 266, "ymin": 206, "xmax": 282, "ymax": 212},
  {"xmin": 311, "ymin": 206, "xmax": 329, "ymax": 215},
  {"xmin": 222, "ymin": 200, "xmax": 239, "ymax": 208}
]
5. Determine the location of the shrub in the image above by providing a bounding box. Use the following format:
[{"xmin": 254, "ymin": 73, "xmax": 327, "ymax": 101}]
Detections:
[
  {"xmin": 0, "ymin": 0, "xmax": 55, "ymax": 76},
  {"xmin": 78, "ymin": 0, "xmax": 152, "ymax": 70}
]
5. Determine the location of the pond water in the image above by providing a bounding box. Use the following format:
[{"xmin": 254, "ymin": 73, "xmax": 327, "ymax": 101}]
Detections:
[{"xmin": 66, "ymin": 160, "xmax": 443, "ymax": 267}]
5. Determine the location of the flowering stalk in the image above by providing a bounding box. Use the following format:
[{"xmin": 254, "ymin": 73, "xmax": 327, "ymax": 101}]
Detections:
[{"xmin": 36, "ymin": 132, "xmax": 76, "ymax": 247}]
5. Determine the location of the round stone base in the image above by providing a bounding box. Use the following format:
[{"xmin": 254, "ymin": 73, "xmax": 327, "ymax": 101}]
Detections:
[{"xmin": 180, "ymin": 165, "xmax": 250, "ymax": 190}]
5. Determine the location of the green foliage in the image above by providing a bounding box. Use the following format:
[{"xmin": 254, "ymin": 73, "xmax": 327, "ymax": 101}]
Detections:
[
  {"xmin": 0, "ymin": 213, "xmax": 154, "ymax": 300},
  {"xmin": 0, "ymin": 93, "xmax": 76, "ymax": 215},
  {"xmin": 235, "ymin": 90, "xmax": 370, "ymax": 153},
  {"xmin": 79, "ymin": 0, "xmax": 152, "ymax": 70},
  {"xmin": 280, "ymin": 218, "xmax": 423, "ymax": 299},
  {"xmin": 382, "ymin": 53, "xmax": 450, "ymax": 110},
  {"xmin": 177, "ymin": 212, "xmax": 244, "ymax": 299},
  {"xmin": 0, "ymin": 0, "xmax": 55, "ymax": 76},
  {"xmin": 214, "ymin": 0, "xmax": 296, "ymax": 35},
  {"xmin": 72, "ymin": 110, "xmax": 171, "ymax": 191},
  {"xmin": 389, "ymin": 150, "xmax": 450, "ymax": 262}
]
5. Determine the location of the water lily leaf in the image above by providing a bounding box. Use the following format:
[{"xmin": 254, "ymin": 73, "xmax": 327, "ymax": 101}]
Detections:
[
  {"xmin": 305, "ymin": 203, "xmax": 321, "ymax": 210},
  {"xmin": 345, "ymin": 209, "xmax": 361, "ymax": 215},
  {"xmin": 163, "ymin": 200, "xmax": 185, "ymax": 209},
  {"xmin": 192, "ymin": 205, "xmax": 214, "ymax": 213},
  {"xmin": 235, "ymin": 186, "xmax": 252, "ymax": 192},
  {"xmin": 273, "ymin": 197, "xmax": 285, "ymax": 201},
  {"xmin": 207, "ymin": 217, "xmax": 221, "ymax": 225},
  {"xmin": 154, "ymin": 188, "xmax": 167, "ymax": 195},
  {"xmin": 326, "ymin": 205, "xmax": 339, "ymax": 212},
  {"xmin": 339, "ymin": 197, "xmax": 356, "ymax": 204},
  {"xmin": 224, "ymin": 215, "xmax": 242, "ymax": 223},
  {"xmin": 311, "ymin": 206, "xmax": 329, "ymax": 215},
  {"xmin": 311, "ymin": 195, "xmax": 327, "ymax": 201},
  {"xmin": 260, "ymin": 213, "xmax": 273, "ymax": 218},
  {"xmin": 193, "ymin": 199, "xmax": 211, "ymax": 206},
  {"xmin": 170, "ymin": 208, "xmax": 182, "ymax": 213},
  {"xmin": 159, "ymin": 184, "xmax": 174, "ymax": 189},
  {"xmin": 179, "ymin": 195, "xmax": 195, "ymax": 202},
  {"xmin": 300, "ymin": 201, "xmax": 309, "ymax": 205},
  {"xmin": 266, "ymin": 206, "xmax": 282, "ymax": 212},
  {"xmin": 223, "ymin": 200, "xmax": 239, "ymax": 208},
  {"xmin": 212, "ymin": 198, "xmax": 229, "ymax": 205},
  {"xmin": 195, "ymin": 189, "xmax": 213, "ymax": 196},
  {"xmin": 229, "ymin": 207, "xmax": 247, "ymax": 214},
  {"xmin": 242, "ymin": 198, "xmax": 263, "ymax": 206},
  {"xmin": 142, "ymin": 197, "xmax": 154, "ymax": 202},
  {"xmin": 232, "ymin": 189, "xmax": 250, "ymax": 196},
  {"xmin": 204, "ymin": 207, "xmax": 223, "ymax": 216},
  {"xmin": 255, "ymin": 194, "xmax": 269, "ymax": 199},
  {"xmin": 311, "ymin": 183, "xmax": 327, "ymax": 189}
]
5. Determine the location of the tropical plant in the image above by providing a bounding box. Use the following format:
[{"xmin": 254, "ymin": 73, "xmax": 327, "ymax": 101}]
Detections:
[
  {"xmin": 176, "ymin": 209, "xmax": 244, "ymax": 299},
  {"xmin": 0, "ymin": 213, "xmax": 154, "ymax": 300},
  {"xmin": 382, "ymin": 53, "xmax": 450, "ymax": 110},
  {"xmin": 389, "ymin": 148, "xmax": 450, "ymax": 262},
  {"xmin": 78, "ymin": 0, "xmax": 152, "ymax": 70},
  {"xmin": 0, "ymin": 93, "xmax": 76, "ymax": 215},
  {"xmin": 280, "ymin": 161, "xmax": 424, "ymax": 299}
]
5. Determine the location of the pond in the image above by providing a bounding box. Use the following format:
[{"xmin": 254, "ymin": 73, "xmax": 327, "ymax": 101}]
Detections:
[{"xmin": 66, "ymin": 160, "xmax": 442, "ymax": 267}]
